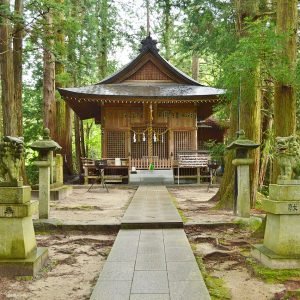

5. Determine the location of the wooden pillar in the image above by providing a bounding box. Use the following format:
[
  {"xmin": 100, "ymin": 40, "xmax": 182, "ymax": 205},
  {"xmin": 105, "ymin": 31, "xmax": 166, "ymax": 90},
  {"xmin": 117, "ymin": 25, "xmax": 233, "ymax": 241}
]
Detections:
[
  {"xmin": 148, "ymin": 103, "xmax": 153, "ymax": 164},
  {"xmin": 102, "ymin": 128, "xmax": 106, "ymax": 158},
  {"xmin": 192, "ymin": 129, "xmax": 197, "ymax": 150}
]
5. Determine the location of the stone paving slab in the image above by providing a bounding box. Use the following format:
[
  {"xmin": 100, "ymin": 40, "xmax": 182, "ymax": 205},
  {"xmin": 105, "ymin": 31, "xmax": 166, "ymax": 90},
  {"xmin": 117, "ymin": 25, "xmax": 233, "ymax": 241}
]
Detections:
[
  {"xmin": 90, "ymin": 229, "xmax": 211, "ymax": 300},
  {"xmin": 121, "ymin": 186, "xmax": 183, "ymax": 229},
  {"xmin": 90, "ymin": 186, "xmax": 210, "ymax": 300}
]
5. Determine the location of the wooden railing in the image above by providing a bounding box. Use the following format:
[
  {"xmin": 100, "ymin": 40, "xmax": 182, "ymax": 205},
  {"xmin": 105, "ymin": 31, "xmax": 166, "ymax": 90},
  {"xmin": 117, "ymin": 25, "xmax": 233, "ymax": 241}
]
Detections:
[{"xmin": 130, "ymin": 157, "xmax": 172, "ymax": 169}]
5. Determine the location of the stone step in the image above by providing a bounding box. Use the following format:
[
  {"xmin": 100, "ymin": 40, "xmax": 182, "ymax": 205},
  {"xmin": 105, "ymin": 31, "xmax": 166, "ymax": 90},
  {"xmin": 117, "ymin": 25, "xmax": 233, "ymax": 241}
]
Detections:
[{"xmin": 129, "ymin": 170, "xmax": 174, "ymax": 185}]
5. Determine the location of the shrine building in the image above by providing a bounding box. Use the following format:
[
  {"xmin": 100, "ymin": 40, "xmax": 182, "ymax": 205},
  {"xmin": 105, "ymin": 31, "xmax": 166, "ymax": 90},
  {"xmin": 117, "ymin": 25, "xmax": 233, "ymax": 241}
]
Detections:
[{"xmin": 58, "ymin": 36, "xmax": 225, "ymax": 183}]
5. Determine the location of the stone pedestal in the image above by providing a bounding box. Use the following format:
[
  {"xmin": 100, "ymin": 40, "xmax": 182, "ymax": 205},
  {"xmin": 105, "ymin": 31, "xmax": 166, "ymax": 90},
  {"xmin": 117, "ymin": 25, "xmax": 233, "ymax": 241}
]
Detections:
[
  {"xmin": 232, "ymin": 158, "xmax": 253, "ymax": 218},
  {"xmin": 252, "ymin": 183, "xmax": 300, "ymax": 269},
  {"xmin": 0, "ymin": 186, "xmax": 48, "ymax": 276},
  {"xmin": 34, "ymin": 161, "xmax": 51, "ymax": 219}
]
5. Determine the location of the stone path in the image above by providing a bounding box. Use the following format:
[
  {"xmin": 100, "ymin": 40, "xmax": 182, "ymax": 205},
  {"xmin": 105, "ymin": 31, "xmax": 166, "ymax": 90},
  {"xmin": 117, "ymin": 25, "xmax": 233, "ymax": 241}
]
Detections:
[
  {"xmin": 90, "ymin": 186, "xmax": 211, "ymax": 300},
  {"xmin": 122, "ymin": 186, "xmax": 182, "ymax": 228}
]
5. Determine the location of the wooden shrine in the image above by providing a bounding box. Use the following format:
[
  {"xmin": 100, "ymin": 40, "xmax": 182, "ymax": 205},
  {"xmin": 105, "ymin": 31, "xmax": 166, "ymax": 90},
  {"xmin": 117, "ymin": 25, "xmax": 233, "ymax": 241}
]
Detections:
[{"xmin": 58, "ymin": 36, "xmax": 224, "ymax": 183}]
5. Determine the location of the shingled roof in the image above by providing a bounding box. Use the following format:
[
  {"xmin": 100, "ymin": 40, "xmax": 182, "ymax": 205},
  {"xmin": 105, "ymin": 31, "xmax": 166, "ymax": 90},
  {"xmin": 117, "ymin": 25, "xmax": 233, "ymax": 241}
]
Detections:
[{"xmin": 58, "ymin": 35, "xmax": 224, "ymax": 119}]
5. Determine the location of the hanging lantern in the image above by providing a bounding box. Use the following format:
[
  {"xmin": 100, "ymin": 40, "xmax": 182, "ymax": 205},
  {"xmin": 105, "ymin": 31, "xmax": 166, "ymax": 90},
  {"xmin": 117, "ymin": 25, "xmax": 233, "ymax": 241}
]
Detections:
[
  {"xmin": 153, "ymin": 132, "xmax": 157, "ymax": 143},
  {"xmin": 133, "ymin": 132, "xmax": 136, "ymax": 143},
  {"xmin": 143, "ymin": 132, "xmax": 146, "ymax": 142}
]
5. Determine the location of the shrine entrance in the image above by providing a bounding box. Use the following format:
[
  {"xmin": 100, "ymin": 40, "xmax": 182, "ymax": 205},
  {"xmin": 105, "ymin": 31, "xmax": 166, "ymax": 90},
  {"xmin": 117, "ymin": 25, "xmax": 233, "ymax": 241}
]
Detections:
[{"xmin": 130, "ymin": 127, "xmax": 170, "ymax": 169}]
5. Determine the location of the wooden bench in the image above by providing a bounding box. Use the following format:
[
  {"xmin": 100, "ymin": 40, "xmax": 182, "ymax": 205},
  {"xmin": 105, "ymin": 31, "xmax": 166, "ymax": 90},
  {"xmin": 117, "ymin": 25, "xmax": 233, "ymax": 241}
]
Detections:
[{"xmin": 81, "ymin": 158, "xmax": 128, "ymax": 184}]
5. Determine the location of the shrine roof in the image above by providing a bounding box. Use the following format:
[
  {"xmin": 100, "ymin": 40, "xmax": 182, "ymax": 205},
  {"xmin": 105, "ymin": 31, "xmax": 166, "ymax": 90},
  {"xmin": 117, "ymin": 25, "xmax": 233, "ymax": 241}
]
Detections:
[
  {"xmin": 58, "ymin": 83, "xmax": 224, "ymax": 99},
  {"xmin": 58, "ymin": 35, "xmax": 225, "ymax": 119}
]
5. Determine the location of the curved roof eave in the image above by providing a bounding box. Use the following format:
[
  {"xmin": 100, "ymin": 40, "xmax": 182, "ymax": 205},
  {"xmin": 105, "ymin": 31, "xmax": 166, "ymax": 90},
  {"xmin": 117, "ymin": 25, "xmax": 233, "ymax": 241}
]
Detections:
[{"xmin": 58, "ymin": 84, "xmax": 225, "ymax": 99}]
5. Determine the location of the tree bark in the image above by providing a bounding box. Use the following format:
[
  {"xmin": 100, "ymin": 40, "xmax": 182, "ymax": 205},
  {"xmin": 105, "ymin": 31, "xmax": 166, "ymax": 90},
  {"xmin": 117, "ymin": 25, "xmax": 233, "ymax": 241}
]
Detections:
[
  {"xmin": 273, "ymin": 0, "xmax": 297, "ymax": 136},
  {"xmin": 0, "ymin": 0, "xmax": 17, "ymax": 136},
  {"xmin": 80, "ymin": 120, "xmax": 86, "ymax": 158},
  {"xmin": 272, "ymin": 0, "xmax": 297, "ymax": 182},
  {"xmin": 43, "ymin": 11, "xmax": 56, "ymax": 136},
  {"xmin": 97, "ymin": 0, "xmax": 108, "ymax": 79},
  {"xmin": 13, "ymin": 0, "xmax": 23, "ymax": 136},
  {"xmin": 162, "ymin": 0, "xmax": 172, "ymax": 60},
  {"xmin": 55, "ymin": 0, "xmax": 73, "ymax": 175},
  {"xmin": 74, "ymin": 115, "xmax": 82, "ymax": 173},
  {"xmin": 216, "ymin": 102, "xmax": 238, "ymax": 209}
]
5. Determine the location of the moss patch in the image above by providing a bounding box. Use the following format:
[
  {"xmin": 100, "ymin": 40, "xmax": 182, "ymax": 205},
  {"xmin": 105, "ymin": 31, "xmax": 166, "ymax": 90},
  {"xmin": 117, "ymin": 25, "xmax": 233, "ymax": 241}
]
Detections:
[
  {"xmin": 16, "ymin": 276, "xmax": 33, "ymax": 281},
  {"xmin": 53, "ymin": 205, "xmax": 103, "ymax": 211},
  {"xmin": 247, "ymin": 258, "xmax": 300, "ymax": 283},
  {"xmin": 234, "ymin": 216, "xmax": 264, "ymax": 232},
  {"xmin": 195, "ymin": 255, "xmax": 231, "ymax": 300}
]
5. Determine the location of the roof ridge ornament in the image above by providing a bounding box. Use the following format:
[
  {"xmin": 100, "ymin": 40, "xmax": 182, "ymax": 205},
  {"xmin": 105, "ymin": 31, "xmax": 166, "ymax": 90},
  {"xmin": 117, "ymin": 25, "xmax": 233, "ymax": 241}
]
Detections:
[{"xmin": 139, "ymin": 35, "xmax": 159, "ymax": 53}]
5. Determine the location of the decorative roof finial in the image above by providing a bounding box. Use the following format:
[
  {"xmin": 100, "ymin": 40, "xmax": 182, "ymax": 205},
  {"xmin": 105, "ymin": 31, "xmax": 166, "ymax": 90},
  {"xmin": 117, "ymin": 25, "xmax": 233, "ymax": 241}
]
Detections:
[{"xmin": 140, "ymin": 35, "xmax": 159, "ymax": 53}]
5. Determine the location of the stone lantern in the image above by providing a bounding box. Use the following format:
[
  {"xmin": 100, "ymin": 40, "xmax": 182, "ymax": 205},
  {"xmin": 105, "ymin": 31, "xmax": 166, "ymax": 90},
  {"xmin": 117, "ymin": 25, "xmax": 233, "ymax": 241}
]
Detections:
[
  {"xmin": 30, "ymin": 128, "xmax": 61, "ymax": 219},
  {"xmin": 227, "ymin": 130, "xmax": 260, "ymax": 218}
]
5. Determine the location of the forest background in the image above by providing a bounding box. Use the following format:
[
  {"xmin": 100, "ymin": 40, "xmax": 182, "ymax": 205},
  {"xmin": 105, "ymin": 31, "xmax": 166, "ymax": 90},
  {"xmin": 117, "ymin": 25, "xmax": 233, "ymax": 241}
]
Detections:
[{"xmin": 0, "ymin": 0, "xmax": 298, "ymax": 209}]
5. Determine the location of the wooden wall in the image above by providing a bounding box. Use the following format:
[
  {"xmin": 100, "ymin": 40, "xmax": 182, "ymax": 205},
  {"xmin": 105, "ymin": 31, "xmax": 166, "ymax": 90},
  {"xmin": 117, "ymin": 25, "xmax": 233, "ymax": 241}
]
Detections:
[{"xmin": 101, "ymin": 102, "xmax": 198, "ymax": 158}]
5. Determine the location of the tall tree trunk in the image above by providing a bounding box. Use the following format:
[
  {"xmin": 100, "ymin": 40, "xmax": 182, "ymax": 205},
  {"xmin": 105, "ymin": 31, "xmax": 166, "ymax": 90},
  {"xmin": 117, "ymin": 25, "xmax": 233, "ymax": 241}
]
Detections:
[
  {"xmin": 192, "ymin": 54, "xmax": 199, "ymax": 81},
  {"xmin": 218, "ymin": 0, "xmax": 262, "ymax": 208},
  {"xmin": 74, "ymin": 115, "xmax": 82, "ymax": 173},
  {"xmin": 216, "ymin": 102, "xmax": 238, "ymax": 209},
  {"xmin": 13, "ymin": 0, "xmax": 27, "ymax": 184},
  {"xmin": 274, "ymin": 0, "xmax": 297, "ymax": 137},
  {"xmin": 162, "ymin": 0, "xmax": 172, "ymax": 60},
  {"xmin": 272, "ymin": 0, "xmax": 297, "ymax": 181},
  {"xmin": 0, "ymin": 0, "xmax": 17, "ymax": 136},
  {"xmin": 43, "ymin": 11, "xmax": 56, "ymax": 136},
  {"xmin": 258, "ymin": 79, "xmax": 274, "ymax": 189},
  {"xmin": 97, "ymin": 0, "xmax": 108, "ymax": 79},
  {"xmin": 236, "ymin": 0, "xmax": 261, "ymax": 207},
  {"xmin": 13, "ymin": 0, "xmax": 23, "ymax": 136},
  {"xmin": 80, "ymin": 120, "xmax": 86, "ymax": 158},
  {"xmin": 55, "ymin": 0, "xmax": 73, "ymax": 175}
]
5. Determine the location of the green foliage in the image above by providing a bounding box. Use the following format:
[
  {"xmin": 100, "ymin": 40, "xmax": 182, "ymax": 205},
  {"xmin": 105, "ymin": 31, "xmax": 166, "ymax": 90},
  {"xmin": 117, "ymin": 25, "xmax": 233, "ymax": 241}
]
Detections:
[
  {"xmin": 23, "ymin": 86, "xmax": 43, "ymax": 184},
  {"xmin": 220, "ymin": 19, "xmax": 291, "ymax": 104},
  {"xmin": 204, "ymin": 140, "xmax": 225, "ymax": 164}
]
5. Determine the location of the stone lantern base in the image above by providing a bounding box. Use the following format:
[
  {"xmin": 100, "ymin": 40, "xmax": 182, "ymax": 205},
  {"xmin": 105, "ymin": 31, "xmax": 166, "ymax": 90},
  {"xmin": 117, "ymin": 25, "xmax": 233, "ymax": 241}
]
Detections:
[
  {"xmin": 251, "ymin": 183, "xmax": 300, "ymax": 269},
  {"xmin": 0, "ymin": 186, "xmax": 49, "ymax": 276},
  {"xmin": 252, "ymin": 244, "xmax": 300, "ymax": 269},
  {"xmin": 0, "ymin": 248, "xmax": 49, "ymax": 276}
]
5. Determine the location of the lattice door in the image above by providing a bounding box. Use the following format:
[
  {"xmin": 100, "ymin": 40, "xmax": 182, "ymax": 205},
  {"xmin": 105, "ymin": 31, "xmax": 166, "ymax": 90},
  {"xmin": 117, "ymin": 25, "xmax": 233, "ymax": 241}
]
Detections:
[
  {"xmin": 153, "ymin": 128, "xmax": 169, "ymax": 159},
  {"xmin": 174, "ymin": 131, "xmax": 192, "ymax": 159},
  {"xmin": 106, "ymin": 131, "xmax": 126, "ymax": 158},
  {"xmin": 131, "ymin": 128, "xmax": 148, "ymax": 159}
]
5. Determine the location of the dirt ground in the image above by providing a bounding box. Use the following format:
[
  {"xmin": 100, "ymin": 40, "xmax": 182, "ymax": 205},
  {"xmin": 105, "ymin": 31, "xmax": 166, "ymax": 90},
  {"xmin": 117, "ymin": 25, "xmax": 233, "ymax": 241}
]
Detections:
[
  {"xmin": 34, "ymin": 186, "xmax": 136, "ymax": 223},
  {"xmin": 1, "ymin": 185, "xmax": 299, "ymax": 300},
  {"xmin": 169, "ymin": 186, "xmax": 236, "ymax": 224},
  {"xmin": 0, "ymin": 231, "xmax": 117, "ymax": 300},
  {"xmin": 170, "ymin": 186, "xmax": 300, "ymax": 300}
]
